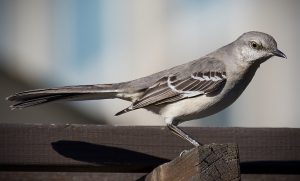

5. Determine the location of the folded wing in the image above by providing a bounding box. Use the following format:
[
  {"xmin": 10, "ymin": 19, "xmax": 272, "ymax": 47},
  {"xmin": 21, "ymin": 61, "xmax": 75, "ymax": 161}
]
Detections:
[{"xmin": 115, "ymin": 71, "xmax": 227, "ymax": 115}]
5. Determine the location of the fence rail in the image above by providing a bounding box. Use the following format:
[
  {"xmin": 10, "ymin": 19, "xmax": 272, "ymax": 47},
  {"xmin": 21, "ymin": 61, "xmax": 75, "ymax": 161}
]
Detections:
[{"xmin": 0, "ymin": 124, "xmax": 300, "ymax": 180}]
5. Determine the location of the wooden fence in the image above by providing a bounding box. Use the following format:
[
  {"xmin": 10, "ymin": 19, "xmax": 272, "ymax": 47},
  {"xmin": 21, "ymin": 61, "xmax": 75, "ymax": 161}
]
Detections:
[{"xmin": 0, "ymin": 124, "xmax": 300, "ymax": 180}]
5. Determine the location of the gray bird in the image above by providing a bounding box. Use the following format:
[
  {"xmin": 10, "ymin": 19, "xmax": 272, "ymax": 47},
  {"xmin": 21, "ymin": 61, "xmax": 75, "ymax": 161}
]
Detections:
[{"xmin": 7, "ymin": 31, "xmax": 286, "ymax": 146}]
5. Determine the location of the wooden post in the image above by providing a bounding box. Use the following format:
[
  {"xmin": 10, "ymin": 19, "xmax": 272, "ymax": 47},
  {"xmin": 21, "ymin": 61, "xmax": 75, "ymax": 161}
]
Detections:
[{"xmin": 145, "ymin": 143, "xmax": 240, "ymax": 181}]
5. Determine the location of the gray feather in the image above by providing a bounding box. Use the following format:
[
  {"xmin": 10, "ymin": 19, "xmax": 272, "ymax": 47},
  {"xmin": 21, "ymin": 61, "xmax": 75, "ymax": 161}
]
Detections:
[
  {"xmin": 116, "ymin": 58, "xmax": 227, "ymax": 115},
  {"xmin": 7, "ymin": 84, "xmax": 121, "ymax": 109}
]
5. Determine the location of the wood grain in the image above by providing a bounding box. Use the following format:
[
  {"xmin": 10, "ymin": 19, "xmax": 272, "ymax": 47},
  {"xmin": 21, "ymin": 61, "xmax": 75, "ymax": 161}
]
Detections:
[
  {"xmin": 145, "ymin": 143, "xmax": 240, "ymax": 181},
  {"xmin": 1, "ymin": 123, "xmax": 300, "ymax": 180}
]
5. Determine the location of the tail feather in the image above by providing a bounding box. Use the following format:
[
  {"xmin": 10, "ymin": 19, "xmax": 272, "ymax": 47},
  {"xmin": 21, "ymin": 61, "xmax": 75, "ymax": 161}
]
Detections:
[
  {"xmin": 9, "ymin": 93, "xmax": 83, "ymax": 109},
  {"xmin": 114, "ymin": 106, "xmax": 133, "ymax": 116},
  {"xmin": 7, "ymin": 84, "xmax": 121, "ymax": 109}
]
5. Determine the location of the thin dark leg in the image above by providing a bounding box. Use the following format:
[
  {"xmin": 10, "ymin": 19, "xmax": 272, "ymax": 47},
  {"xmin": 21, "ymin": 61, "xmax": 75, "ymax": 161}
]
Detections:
[{"xmin": 167, "ymin": 123, "xmax": 201, "ymax": 147}]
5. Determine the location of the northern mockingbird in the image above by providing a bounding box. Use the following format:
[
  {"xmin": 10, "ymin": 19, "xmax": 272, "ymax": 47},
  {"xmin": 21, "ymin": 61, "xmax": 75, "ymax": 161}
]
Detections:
[{"xmin": 7, "ymin": 31, "xmax": 286, "ymax": 146}]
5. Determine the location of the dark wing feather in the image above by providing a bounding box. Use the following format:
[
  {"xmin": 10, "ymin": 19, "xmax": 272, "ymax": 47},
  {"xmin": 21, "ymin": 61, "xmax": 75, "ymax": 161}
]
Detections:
[{"xmin": 115, "ymin": 70, "xmax": 227, "ymax": 115}]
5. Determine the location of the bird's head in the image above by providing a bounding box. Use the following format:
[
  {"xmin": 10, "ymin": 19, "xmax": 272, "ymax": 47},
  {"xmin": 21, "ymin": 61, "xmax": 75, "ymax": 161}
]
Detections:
[{"xmin": 235, "ymin": 31, "xmax": 286, "ymax": 64}]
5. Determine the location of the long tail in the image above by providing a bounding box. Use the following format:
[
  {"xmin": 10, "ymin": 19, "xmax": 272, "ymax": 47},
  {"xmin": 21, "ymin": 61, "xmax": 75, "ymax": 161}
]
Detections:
[{"xmin": 6, "ymin": 84, "xmax": 123, "ymax": 110}]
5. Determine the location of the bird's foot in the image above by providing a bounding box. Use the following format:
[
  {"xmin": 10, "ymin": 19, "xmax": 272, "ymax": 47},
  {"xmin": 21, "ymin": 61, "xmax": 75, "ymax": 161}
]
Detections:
[
  {"xmin": 179, "ymin": 150, "xmax": 188, "ymax": 157},
  {"xmin": 179, "ymin": 149, "xmax": 194, "ymax": 157}
]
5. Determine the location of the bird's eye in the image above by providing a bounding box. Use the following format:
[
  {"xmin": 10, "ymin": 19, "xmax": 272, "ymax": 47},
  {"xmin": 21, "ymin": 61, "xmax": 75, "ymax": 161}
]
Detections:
[{"xmin": 250, "ymin": 41, "xmax": 261, "ymax": 50}]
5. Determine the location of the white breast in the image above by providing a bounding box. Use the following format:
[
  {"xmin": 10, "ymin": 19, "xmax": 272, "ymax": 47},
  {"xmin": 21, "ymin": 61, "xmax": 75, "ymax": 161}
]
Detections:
[{"xmin": 157, "ymin": 93, "xmax": 223, "ymax": 123}]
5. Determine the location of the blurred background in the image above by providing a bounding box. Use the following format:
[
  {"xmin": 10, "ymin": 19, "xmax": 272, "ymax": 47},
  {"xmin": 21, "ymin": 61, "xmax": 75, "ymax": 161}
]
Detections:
[{"xmin": 0, "ymin": 0, "xmax": 299, "ymax": 127}]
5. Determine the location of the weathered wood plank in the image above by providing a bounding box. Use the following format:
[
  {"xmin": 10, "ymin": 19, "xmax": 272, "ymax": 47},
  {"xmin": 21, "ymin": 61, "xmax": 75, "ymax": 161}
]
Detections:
[
  {"xmin": 0, "ymin": 172, "xmax": 147, "ymax": 181},
  {"xmin": 241, "ymin": 175, "xmax": 300, "ymax": 181},
  {"xmin": 1, "ymin": 172, "xmax": 299, "ymax": 181},
  {"xmin": 0, "ymin": 123, "xmax": 300, "ymax": 175},
  {"xmin": 145, "ymin": 143, "xmax": 240, "ymax": 181}
]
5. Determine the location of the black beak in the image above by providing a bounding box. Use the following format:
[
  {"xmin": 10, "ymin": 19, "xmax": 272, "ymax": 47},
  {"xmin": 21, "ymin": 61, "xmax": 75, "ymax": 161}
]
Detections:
[{"xmin": 272, "ymin": 49, "xmax": 287, "ymax": 59}]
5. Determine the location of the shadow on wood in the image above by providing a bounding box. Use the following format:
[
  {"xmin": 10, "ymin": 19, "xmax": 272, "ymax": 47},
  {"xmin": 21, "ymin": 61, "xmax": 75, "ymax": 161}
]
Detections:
[
  {"xmin": 51, "ymin": 140, "xmax": 169, "ymax": 172},
  {"xmin": 145, "ymin": 143, "xmax": 240, "ymax": 181}
]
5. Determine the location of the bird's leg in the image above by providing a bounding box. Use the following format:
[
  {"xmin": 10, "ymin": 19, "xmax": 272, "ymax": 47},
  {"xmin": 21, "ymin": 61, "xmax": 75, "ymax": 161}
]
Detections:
[{"xmin": 167, "ymin": 123, "xmax": 201, "ymax": 147}]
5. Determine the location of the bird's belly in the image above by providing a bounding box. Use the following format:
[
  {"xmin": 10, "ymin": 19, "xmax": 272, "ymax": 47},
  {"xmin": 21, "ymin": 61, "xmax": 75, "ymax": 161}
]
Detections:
[
  {"xmin": 156, "ymin": 78, "xmax": 249, "ymax": 124},
  {"xmin": 158, "ymin": 94, "xmax": 228, "ymax": 122},
  {"xmin": 147, "ymin": 65, "xmax": 259, "ymax": 124}
]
